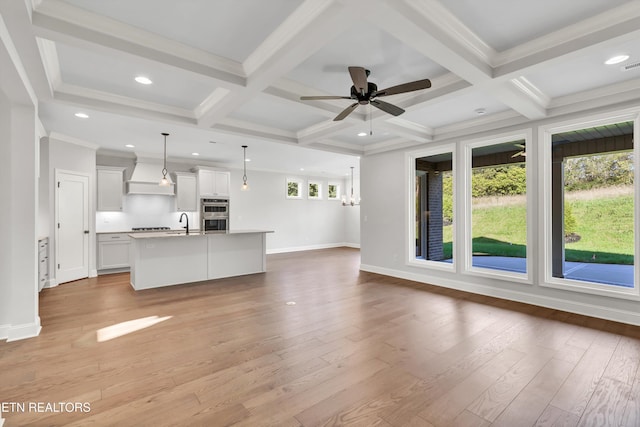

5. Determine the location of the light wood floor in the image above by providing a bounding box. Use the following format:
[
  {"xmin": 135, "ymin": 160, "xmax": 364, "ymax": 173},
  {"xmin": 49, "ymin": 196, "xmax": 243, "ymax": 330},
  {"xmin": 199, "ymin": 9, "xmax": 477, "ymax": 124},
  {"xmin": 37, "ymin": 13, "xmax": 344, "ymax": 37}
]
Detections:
[{"xmin": 2, "ymin": 248, "xmax": 640, "ymax": 426}]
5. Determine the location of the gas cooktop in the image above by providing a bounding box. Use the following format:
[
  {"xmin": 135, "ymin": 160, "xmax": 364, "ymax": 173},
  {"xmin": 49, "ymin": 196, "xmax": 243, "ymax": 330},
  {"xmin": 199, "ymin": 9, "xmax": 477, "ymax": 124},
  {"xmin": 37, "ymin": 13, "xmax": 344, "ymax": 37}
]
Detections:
[{"xmin": 131, "ymin": 227, "xmax": 171, "ymax": 231}]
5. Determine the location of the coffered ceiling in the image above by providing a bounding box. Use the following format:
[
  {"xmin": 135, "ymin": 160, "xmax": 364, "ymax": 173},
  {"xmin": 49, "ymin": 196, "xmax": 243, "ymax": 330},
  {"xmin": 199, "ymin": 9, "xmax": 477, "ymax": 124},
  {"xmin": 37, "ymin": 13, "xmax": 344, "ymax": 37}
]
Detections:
[{"xmin": 7, "ymin": 0, "xmax": 640, "ymax": 176}]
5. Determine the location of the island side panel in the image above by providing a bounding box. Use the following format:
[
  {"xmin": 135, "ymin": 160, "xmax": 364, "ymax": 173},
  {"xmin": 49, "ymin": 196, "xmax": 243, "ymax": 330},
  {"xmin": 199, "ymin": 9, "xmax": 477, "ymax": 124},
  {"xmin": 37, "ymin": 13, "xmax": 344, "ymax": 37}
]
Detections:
[
  {"xmin": 207, "ymin": 233, "xmax": 266, "ymax": 280},
  {"xmin": 130, "ymin": 235, "xmax": 208, "ymax": 290}
]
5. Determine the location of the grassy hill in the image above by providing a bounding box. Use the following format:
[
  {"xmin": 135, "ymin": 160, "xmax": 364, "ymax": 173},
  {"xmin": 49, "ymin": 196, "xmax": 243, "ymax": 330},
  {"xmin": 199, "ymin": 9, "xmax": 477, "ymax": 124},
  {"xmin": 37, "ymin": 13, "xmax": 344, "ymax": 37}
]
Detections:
[{"xmin": 442, "ymin": 190, "xmax": 633, "ymax": 264}]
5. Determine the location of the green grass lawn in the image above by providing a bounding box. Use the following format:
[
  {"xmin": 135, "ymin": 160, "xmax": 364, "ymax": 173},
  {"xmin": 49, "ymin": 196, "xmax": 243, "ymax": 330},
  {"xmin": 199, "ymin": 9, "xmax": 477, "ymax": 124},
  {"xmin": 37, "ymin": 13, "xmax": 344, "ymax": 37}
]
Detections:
[{"xmin": 440, "ymin": 194, "xmax": 634, "ymax": 264}]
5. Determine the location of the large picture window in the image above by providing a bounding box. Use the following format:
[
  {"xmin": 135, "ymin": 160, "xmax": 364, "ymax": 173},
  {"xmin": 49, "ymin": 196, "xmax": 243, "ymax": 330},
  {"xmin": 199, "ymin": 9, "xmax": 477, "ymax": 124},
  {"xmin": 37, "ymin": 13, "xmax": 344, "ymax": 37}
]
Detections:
[
  {"xmin": 412, "ymin": 150, "xmax": 454, "ymax": 266},
  {"xmin": 548, "ymin": 120, "xmax": 635, "ymax": 290},
  {"xmin": 467, "ymin": 136, "xmax": 529, "ymax": 277}
]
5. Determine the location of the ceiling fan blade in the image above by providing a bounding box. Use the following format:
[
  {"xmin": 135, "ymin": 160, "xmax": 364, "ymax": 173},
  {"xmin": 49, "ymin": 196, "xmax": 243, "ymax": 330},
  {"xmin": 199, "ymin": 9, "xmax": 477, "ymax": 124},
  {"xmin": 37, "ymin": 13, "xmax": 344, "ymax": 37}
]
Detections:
[
  {"xmin": 370, "ymin": 99, "xmax": 405, "ymax": 116},
  {"xmin": 300, "ymin": 96, "xmax": 352, "ymax": 100},
  {"xmin": 333, "ymin": 102, "xmax": 359, "ymax": 121},
  {"xmin": 373, "ymin": 79, "xmax": 432, "ymax": 97},
  {"xmin": 348, "ymin": 66, "xmax": 368, "ymax": 94}
]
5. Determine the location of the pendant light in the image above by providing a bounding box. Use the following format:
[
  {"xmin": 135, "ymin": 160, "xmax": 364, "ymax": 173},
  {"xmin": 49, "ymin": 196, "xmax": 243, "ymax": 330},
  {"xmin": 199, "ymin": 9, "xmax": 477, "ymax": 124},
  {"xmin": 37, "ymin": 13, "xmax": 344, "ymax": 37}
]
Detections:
[
  {"xmin": 159, "ymin": 132, "xmax": 170, "ymax": 186},
  {"xmin": 241, "ymin": 145, "xmax": 249, "ymax": 191},
  {"xmin": 342, "ymin": 166, "xmax": 360, "ymax": 206}
]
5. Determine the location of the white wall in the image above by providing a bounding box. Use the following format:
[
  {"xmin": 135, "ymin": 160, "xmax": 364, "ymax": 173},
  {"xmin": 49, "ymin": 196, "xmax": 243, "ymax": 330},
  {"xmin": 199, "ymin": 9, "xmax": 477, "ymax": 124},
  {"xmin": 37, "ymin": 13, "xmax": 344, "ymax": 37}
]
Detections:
[
  {"xmin": 0, "ymin": 10, "xmax": 40, "ymax": 341},
  {"xmin": 360, "ymin": 101, "xmax": 640, "ymax": 326},
  {"xmin": 0, "ymin": 90, "xmax": 12, "ymax": 336},
  {"xmin": 229, "ymin": 169, "xmax": 356, "ymax": 252},
  {"xmin": 47, "ymin": 137, "xmax": 97, "ymax": 282}
]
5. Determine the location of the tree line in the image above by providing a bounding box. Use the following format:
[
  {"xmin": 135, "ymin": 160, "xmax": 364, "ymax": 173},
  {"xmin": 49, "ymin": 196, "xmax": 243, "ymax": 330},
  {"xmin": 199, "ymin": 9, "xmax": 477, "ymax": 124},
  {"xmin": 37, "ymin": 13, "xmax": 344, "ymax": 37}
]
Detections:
[{"xmin": 440, "ymin": 151, "xmax": 633, "ymax": 223}]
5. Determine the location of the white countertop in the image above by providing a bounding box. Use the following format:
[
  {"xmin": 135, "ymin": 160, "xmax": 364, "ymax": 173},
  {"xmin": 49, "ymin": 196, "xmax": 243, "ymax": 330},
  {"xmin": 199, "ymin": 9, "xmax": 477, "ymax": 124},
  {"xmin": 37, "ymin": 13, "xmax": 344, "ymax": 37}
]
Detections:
[{"xmin": 128, "ymin": 229, "xmax": 274, "ymax": 239}]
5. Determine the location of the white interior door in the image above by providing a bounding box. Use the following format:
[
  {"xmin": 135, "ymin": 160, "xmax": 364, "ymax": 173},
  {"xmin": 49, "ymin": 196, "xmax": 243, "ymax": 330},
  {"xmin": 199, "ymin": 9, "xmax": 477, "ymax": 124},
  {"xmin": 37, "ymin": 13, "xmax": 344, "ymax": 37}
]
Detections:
[{"xmin": 56, "ymin": 171, "xmax": 89, "ymax": 284}]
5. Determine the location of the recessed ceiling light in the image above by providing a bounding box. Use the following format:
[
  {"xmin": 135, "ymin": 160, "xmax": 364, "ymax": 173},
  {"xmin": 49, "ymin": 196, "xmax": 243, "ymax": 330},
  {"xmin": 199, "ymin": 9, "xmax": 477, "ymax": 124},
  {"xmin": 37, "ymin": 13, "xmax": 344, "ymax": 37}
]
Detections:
[
  {"xmin": 74, "ymin": 112, "xmax": 89, "ymax": 119},
  {"xmin": 605, "ymin": 55, "xmax": 629, "ymax": 65},
  {"xmin": 191, "ymin": 152, "xmax": 200, "ymax": 156},
  {"xmin": 357, "ymin": 132, "xmax": 367, "ymax": 137},
  {"xmin": 300, "ymin": 168, "xmax": 304, "ymax": 171},
  {"xmin": 125, "ymin": 144, "xmax": 134, "ymax": 148},
  {"xmin": 135, "ymin": 76, "xmax": 153, "ymax": 85},
  {"xmin": 475, "ymin": 108, "xmax": 486, "ymax": 115},
  {"xmin": 245, "ymin": 158, "xmax": 251, "ymax": 162}
]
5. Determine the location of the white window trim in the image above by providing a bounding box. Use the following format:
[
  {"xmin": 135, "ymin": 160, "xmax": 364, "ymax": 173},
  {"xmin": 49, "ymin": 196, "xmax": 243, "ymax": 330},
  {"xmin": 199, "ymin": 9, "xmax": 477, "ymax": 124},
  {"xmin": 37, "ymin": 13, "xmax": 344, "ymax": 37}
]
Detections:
[
  {"xmin": 286, "ymin": 177, "xmax": 303, "ymax": 199},
  {"xmin": 327, "ymin": 182, "xmax": 341, "ymax": 200},
  {"xmin": 461, "ymin": 129, "xmax": 533, "ymax": 285},
  {"xmin": 539, "ymin": 108, "xmax": 640, "ymax": 300},
  {"xmin": 406, "ymin": 144, "xmax": 456, "ymax": 272},
  {"xmin": 308, "ymin": 180, "xmax": 322, "ymax": 200}
]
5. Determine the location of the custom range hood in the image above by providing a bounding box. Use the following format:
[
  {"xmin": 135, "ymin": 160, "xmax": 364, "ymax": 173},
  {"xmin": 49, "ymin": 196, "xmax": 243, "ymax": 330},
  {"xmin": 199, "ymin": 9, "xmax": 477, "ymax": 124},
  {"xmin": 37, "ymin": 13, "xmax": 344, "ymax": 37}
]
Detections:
[{"xmin": 126, "ymin": 156, "xmax": 174, "ymax": 195}]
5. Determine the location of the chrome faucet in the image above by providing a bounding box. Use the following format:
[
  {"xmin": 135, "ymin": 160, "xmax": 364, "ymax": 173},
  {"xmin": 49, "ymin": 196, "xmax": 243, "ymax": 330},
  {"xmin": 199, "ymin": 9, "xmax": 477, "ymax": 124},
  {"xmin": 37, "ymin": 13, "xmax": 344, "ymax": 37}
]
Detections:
[{"xmin": 179, "ymin": 212, "xmax": 189, "ymax": 235}]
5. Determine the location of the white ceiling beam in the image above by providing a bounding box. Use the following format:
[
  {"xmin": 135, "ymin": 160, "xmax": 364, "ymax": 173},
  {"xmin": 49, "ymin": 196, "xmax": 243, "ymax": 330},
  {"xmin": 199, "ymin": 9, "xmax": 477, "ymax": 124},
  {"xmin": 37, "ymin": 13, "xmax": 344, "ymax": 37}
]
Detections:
[
  {"xmin": 32, "ymin": 0, "xmax": 246, "ymax": 86},
  {"xmin": 494, "ymin": 3, "xmax": 640, "ymax": 78},
  {"xmin": 371, "ymin": 0, "xmax": 547, "ymax": 120},
  {"xmin": 376, "ymin": 118, "xmax": 433, "ymax": 143},
  {"xmin": 196, "ymin": 0, "xmax": 372, "ymax": 128},
  {"xmin": 54, "ymin": 83, "xmax": 197, "ymax": 125},
  {"xmin": 0, "ymin": 0, "xmax": 52, "ymax": 101},
  {"xmin": 213, "ymin": 118, "xmax": 298, "ymax": 145}
]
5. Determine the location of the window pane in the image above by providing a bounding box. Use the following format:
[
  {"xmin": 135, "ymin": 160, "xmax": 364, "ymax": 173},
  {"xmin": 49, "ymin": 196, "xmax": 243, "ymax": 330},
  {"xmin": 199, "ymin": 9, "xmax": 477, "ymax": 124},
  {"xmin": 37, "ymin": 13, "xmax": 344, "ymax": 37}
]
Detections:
[
  {"xmin": 415, "ymin": 152, "xmax": 453, "ymax": 263},
  {"xmin": 551, "ymin": 121, "xmax": 634, "ymax": 288},
  {"xmin": 471, "ymin": 140, "xmax": 527, "ymax": 273}
]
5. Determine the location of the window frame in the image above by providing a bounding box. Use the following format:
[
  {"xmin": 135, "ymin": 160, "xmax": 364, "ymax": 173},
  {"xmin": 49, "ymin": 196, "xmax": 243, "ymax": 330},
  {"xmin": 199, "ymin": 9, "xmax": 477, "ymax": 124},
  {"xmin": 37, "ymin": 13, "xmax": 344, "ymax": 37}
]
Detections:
[
  {"xmin": 540, "ymin": 109, "xmax": 640, "ymax": 300},
  {"xmin": 308, "ymin": 180, "xmax": 322, "ymax": 200},
  {"xmin": 286, "ymin": 177, "xmax": 303, "ymax": 199},
  {"xmin": 462, "ymin": 129, "xmax": 533, "ymax": 285},
  {"xmin": 406, "ymin": 144, "xmax": 456, "ymax": 271},
  {"xmin": 327, "ymin": 182, "xmax": 341, "ymax": 201}
]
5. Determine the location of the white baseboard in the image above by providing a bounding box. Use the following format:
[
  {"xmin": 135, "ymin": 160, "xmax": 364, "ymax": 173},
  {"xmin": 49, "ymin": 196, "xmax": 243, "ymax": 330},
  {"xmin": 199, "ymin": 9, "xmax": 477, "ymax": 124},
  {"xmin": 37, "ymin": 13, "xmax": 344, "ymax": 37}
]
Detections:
[
  {"xmin": 89, "ymin": 269, "xmax": 98, "ymax": 278},
  {"xmin": 360, "ymin": 264, "xmax": 640, "ymax": 326},
  {"xmin": 43, "ymin": 278, "xmax": 58, "ymax": 288},
  {"xmin": 343, "ymin": 242, "xmax": 361, "ymax": 249},
  {"xmin": 6, "ymin": 317, "xmax": 42, "ymax": 341},
  {"xmin": 267, "ymin": 243, "xmax": 359, "ymax": 254},
  {"xmin": 0, "ymin": 323, "xmax": 9, "ymax": 340}
]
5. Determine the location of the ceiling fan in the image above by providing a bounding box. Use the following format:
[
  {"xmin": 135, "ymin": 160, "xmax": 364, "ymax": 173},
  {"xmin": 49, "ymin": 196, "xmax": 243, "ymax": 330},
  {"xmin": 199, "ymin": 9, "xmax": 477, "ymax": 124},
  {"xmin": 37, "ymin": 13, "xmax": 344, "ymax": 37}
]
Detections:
[
  {"xmin": 511, "ymin": 143, "xmax": 526, "ymax": 158},
  {"xmin": 300, "ymin": 66, "xmax": 431, "ymax": 121}
]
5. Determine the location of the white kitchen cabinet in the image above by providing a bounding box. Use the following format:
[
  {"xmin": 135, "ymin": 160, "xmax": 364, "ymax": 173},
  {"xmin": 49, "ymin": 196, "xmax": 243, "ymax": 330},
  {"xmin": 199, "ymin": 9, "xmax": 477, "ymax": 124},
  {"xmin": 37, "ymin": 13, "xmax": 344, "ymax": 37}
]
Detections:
[
  {"xmin": 196, "ymin": 168, "xmax": 230, "ymax": 197},
  {"xmin": 38, "ymin": 237, "xmax": 49, "ymax": 291},
  {"xmin": 97, "ymin": 233, "xmax": 131, "ymax": 271},
  {"xmin": 97, "ymin": 166, "xmax": 125, "ymax": 211},
  {"xmin": 173, "ymin": 172, "xmax": 197, "ymax": 211}
]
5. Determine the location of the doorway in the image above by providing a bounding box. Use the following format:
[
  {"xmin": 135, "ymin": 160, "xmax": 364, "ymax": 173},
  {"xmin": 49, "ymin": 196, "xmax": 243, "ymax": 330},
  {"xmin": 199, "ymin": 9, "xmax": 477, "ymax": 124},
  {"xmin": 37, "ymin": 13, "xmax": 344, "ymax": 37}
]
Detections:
[{"xmin": 55, "ymin": 170, "xmax": 89, "ymax": 284}]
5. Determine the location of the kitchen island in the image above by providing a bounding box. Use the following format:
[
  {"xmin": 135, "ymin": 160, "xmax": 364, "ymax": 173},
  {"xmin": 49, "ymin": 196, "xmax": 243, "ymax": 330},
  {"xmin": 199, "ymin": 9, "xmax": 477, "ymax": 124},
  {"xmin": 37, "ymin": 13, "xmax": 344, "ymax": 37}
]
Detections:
[{"xmin": 129, "ymin": 230, "xmax": 273, "ymax": 290}]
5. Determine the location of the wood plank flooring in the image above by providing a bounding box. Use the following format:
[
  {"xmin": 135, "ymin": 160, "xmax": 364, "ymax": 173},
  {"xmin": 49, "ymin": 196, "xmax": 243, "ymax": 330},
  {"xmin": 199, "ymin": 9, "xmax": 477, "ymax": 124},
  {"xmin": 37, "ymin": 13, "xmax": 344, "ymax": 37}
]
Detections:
[{"xmin": 2, "ymin": 248, "xmax": 640, "ymax": 426}]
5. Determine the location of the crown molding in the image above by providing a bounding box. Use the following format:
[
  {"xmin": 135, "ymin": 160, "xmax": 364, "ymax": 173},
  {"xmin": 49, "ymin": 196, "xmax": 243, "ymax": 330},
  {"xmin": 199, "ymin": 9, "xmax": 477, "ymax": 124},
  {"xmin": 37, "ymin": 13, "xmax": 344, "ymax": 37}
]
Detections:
[
  {"xmin": 214, "ymin": 118, "xmax": 297, "ymax": 144},
  {"xmin": 34, "ymin": 37, "xmax": 58, "ymax": 95},
  {"xmin": 48, "ymin": 131, "xmax": 99, "ymax": 150},
  {"xmin": 194, "ymin": 87, "xmax": 231, "ymax": 120},
  {"xmin": 55, "ymin": 83, "xmax": 197, "ymax": 124}
]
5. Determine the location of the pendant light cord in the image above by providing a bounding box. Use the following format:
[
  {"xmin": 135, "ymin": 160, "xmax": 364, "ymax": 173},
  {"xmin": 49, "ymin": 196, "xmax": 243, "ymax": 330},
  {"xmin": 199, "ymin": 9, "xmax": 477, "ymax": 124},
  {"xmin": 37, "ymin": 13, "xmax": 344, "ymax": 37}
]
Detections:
[
  {"xmin": 242, "ymin": 145, "xmax": 248, "ymax": 186},
  {"xmin": 161, "ymin": 132, "xmax": 169, "ymax": 178}
]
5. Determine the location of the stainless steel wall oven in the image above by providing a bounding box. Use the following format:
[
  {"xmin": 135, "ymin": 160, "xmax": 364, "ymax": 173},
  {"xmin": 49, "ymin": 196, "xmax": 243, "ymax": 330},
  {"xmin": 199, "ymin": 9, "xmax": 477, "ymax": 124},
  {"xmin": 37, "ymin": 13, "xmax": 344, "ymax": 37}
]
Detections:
[{"xmin": 201, "ymin": 198, "xmax": 229, "ymax": 233}]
